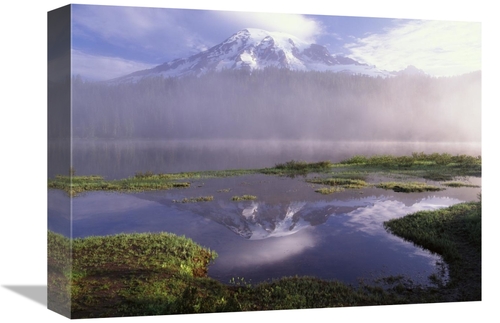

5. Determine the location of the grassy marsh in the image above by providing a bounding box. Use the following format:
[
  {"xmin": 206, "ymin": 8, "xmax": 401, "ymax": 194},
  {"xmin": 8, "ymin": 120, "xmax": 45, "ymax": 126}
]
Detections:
[
  {"xmin": 442, "ymin": 181, "xmax": 481, "ymax": 188},
  {"xmin": 232, "ymin": 195, "xmax": 258, "ymax": 201},
  {"xmin": 48, "ymin": 194, "xmax": 482, "ymax": 317},
  {"xmin": 48, "ymin": 168, "xmax": 260, "ymax": 196},
  {"xmin": 307, "ymin": 177, "xmax": 368, "ymax": 189},
  {"xmin": 375, "ymin": 181, "xmax": 444, "ymax": 193},
  {"xmin": 48, "ymin": 174, "xmax": 191, "ymax": 196},
  {"xmin": 259, "ymin": 160, "xmax": 334, "ymax": 177},
  {"xmin": 384, "ymin": 199, "xmax": 481, "ymax": 300},
  {"xmin": 45, "ymin": 231, "xmax": 415, "ymax": 317},
  {"xmin": 314, "ymin": 187, "xmax": 345, "ymax": 194},
  {"xmin": 173, "ymin": 196, "xmax": 214, "ymax": 203},
  {"xmin": 48, "ymin": 231, "xmax": 219, "ymax": 318},
  {"xmin": 48, "ymin": 152, "xmax": 482, "ymax": 315},
  {"xmin": 339, "ymin": 152, "xmax": 481, "ymax": 180},
  {"xmin": 49, "ymin": 152, "xmax": 481, "ymax": 196}
]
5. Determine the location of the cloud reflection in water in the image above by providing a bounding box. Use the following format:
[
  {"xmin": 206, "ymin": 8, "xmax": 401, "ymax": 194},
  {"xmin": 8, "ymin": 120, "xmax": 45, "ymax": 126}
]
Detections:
[
  {"xmin": 213, "ymin": 228, "xmax": 317, "ymax": 270},
  {"xmin": 344, "ymin": 196, "xmax": 463, "ymax": 236}
]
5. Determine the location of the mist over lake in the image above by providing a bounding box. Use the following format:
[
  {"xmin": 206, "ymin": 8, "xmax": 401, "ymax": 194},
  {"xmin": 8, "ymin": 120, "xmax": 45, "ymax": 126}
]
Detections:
[
  {"xmin": 49, "ymin": 139, "xmax": 481, "ymax": 179},
  {"xmin": 69, "ymin": 70, "xmax": 481, "ymax": 143},
  {"xmin": 46, "ymin": 69, "xmax": 483, "ymax": 179}
]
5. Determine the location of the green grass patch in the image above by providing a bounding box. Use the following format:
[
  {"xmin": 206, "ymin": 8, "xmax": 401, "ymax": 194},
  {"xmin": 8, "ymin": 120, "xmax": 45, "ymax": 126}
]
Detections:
[
  {"xmin": 442, "ymin": 182, "xmax": 481, "ymax": 188},
  {"xmin": 48, "ymin": 174, "xmax": 191, "ymax": 196},
  {"xmin": 273, "ymin": 160, "xmax": 333, "ymax": 171},
  {"xmin": 48, "ymin": 231, "xmax": 223, "ymax": 318},
  {"xmin": 376, "ymin": 181, "xmax": 444, "ymax": 193},
  {"xmin": 48, "ymin": 230, "xmax": 72, "ymax": 315},
  {"xmin": 339, "ymin": 152, "xmax": 481, "ymax": 179},
  {"xmin": 384, "ymin": 200, "xmax": 481, "ymax": 299},
  {"xmin": 307, "ymin": 175, "xmax": 368, "ymax": 194},
  {"xmin": 314, "ymin": 187, "xmax": 345, "ymax": 194},
  {"xmin": 173, "ymin": 196, "xmax": 214, "ymax": 203},
  {"xmin": 341, "ymin": 152, "xmax": 481, "ymax": 167},
  {"xmin": 136, "ymin": 169, "xmax": 258, "ymax": 180},
  {"xmin": 307, "ymin": 177, "xmax": 368, "ymax": 189},
  {"xmin": 384, "ymin": 201, "xmax": 481, "ymax": 260},
  {"xmin": 260, "ymin": 160, "xmax": 333, "ymax": 177},
  {"xmin": 231, "ymin": 195, "xmax": 257, "ymax": 201}
]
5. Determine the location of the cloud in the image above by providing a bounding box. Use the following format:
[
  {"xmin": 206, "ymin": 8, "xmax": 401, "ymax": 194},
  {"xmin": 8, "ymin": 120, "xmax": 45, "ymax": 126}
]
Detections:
[
  {"xmin": 345, "ymin": 20, "xmax": 481, "ymax": 76},
  {"xmin": 211, "ymin": 11, "xmax": 324, "ymax": 42},
  {"xmin": 71, "ymin": 49, "xmax": 155, "ymax": 81}
]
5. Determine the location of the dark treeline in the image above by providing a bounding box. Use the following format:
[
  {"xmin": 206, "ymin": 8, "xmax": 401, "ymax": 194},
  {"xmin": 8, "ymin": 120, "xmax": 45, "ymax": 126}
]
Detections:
[{"xmin": 71, "ymin": 68, "xmax": 481, "ymax": 142}]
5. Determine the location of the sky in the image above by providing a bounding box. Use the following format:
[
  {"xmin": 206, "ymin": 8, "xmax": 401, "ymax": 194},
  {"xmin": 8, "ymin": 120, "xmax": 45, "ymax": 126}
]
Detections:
[{"xmin": 69, "ymin": 4, "xmax": 481, "ymax": 81}]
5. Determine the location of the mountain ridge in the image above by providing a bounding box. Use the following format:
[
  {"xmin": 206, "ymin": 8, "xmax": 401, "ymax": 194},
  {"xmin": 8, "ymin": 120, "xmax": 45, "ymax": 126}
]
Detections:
[{"xmin": 109, "ymin": 28, "xmax": 416, "ymax": 83}]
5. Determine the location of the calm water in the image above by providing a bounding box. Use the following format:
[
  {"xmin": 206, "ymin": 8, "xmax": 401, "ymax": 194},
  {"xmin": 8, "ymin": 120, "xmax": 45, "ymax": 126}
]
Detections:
[
  {"xmin": 49, "ymin": 139, "xmax": 481, "ymax": 179},
  {"xmin": 48, "ymin": 161, "xmax": 481, "ymax": 286}
]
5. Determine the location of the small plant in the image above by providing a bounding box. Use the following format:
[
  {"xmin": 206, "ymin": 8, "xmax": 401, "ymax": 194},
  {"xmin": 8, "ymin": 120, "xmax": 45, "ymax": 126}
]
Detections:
[
  {"xmin": 134, "ymin": 171, "xmax": 155, "ymax": 179},
  {"xmin": 442, "ymin": 182, "xmax": 480, "ymax": 188},
  {"xmin": 315, "ymin": 187, "xmax": 344, "ymax": 194},
  {"xmin": 231, "ymin": 195, "xmax": 257, "ymax": 201},
  {"xmin": 269, "ymin": 160, "xmax": 333, "ymax": 176},
  {"xmin": 340, "ymin": 155, "xmax": 368, "ymax": 164},
  {"xmin": 173, "ymin": 196, "xmax": 214, "ymax": 203},
  {"xmin": 229, "ymin": 276, "xmax": 252, "ymax": 288},
  {"xmin": 375, "ymin": 181, "xmax": 444, "ymax": 193},
  {"xmin": 307, "ymin": 177, "xmax": 367, "ymax": 189}
]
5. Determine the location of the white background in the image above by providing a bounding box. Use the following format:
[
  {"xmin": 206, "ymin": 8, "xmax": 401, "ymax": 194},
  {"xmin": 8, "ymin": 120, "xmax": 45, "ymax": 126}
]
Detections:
[{"xmin": 0, "ymin": 1, "xmax": 497, "ymax": 322}]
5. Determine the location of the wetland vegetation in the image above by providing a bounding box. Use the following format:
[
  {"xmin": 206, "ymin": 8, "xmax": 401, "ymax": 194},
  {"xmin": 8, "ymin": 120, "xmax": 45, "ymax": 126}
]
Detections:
[
  {"xmin": 231, "ymin": 195, "xmax": 258, "ymax": 201},
  {"xmin": 374, "ymin": 181, "xmax": 443, "ymax": 193},
  {"xmin": 48, "ymin": 152, "xmax": 481, "ymax": 196},
  {"xmin": 172, "ymin": 196, "xmax": 214, "ymax": 203},
  {"xmin": 48, "ymin": 152, "xmax": 481, "ymax": 317},
  {"xmin": 48, "ymin": 197, "xmax": 481, "ymax": 317}
]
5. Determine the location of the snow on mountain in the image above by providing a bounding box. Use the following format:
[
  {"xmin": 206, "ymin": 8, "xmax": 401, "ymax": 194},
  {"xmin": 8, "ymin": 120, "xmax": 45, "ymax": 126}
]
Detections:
[
  {"xmin": 169, "ymin": 199, "xmax": 337, "ymax": 240},
  {"xmin": 109, "ymin": 28, "xmax": 393, "ymax": 83}
]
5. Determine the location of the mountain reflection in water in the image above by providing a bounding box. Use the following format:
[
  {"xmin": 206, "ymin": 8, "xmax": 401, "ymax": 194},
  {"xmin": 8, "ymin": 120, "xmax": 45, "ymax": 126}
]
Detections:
[{"xmin": 49, "ymin": 174, "xmax": 481, "ymax": 286}]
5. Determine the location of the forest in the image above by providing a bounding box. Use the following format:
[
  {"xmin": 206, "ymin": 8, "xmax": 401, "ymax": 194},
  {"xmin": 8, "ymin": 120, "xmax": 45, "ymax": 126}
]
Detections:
[{"xmin": 70, "ymin": 68, "xmax": 481, "ymax": 142}]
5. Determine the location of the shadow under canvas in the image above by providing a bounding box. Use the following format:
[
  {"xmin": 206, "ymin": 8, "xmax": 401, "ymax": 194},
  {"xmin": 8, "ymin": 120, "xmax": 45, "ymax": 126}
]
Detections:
[{"xmin": 3, "ymin": 285, "xmax": 47, "ymax": 307}]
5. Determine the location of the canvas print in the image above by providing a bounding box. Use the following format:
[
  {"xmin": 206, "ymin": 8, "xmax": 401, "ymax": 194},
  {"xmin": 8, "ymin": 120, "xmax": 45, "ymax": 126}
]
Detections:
[{"xmin": 47, "ymin": 4, "xmax": 481, "ymax": 319}]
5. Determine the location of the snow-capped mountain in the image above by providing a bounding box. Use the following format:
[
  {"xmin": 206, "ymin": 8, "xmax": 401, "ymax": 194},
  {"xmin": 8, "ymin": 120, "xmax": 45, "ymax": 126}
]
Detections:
[
  {"xmin": 180, "ymin": 199, "xmax": 332, "ymax": 240},
  {"xmin": 110, "ymin": 28, "xmax": 393, "ymax": 83}
]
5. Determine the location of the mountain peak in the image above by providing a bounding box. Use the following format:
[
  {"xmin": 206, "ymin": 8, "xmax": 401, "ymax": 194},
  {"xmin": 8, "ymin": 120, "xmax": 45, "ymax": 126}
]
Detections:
[{"xmin": 109, "ymin": 28, "xmax": 393, "ymax": 83}]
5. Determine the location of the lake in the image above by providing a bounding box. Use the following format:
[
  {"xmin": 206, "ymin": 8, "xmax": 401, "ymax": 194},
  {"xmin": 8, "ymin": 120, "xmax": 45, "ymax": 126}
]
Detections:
[
  {"xmin": 49, "ymin": 139, "xmax": 481, "ymax": 179},
  {"xmin": 47, "ymin": 139, "xmax": 481, "ymax": 287}
]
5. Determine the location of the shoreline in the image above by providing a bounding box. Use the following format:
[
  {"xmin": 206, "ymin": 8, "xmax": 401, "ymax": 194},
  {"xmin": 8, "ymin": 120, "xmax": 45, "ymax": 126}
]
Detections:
[{"xmin": 47, "ymin": 152, "xmax": 482, "ymax": 317}]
